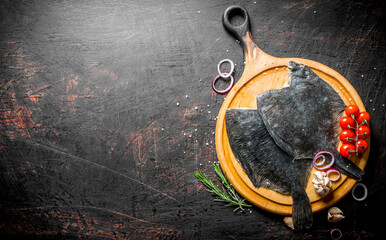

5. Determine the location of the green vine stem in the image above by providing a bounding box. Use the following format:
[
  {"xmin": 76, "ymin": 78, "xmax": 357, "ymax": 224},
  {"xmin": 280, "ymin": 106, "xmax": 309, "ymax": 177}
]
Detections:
[{"xmin": 348, "ymin": 114, "xmax": 369, "ymax": 156}]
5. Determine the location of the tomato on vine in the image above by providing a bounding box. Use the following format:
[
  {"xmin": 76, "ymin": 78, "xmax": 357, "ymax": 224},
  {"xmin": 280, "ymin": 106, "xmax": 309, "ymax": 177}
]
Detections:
[
  {"xmin": 356, "ymin": 139, "xmax": 368, "ymax": 153},
  {"xmin": 357, "ymin": 111, "xmax": 371, "ymax": 125},
  {"xmin": 339, "ymin": 130, "xmax": 355, "ymax": 143},
  {"xmin": 340, "ymin": 143, "xmax": 356, "ymax": 158},
  {"xmin": 345, "ymin": 105, "xmax": 360, "ymax": 118},
  {"xmin": 338, "ymin": 105, "xmax": 371, "ymax": 158},
  {"xmin": 357, "ymin": 125, "xmax": 370, "ymax": 139},
  {"xmin": 339, "ymin": 116, "xmax": 355, "ymax": 130}
]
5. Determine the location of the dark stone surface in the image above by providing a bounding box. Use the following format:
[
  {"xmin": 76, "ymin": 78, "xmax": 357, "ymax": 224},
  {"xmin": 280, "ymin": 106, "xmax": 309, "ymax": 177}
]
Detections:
[{"xmin": 0, "ymin": 0, "xmax": 385, "ymax": 239}]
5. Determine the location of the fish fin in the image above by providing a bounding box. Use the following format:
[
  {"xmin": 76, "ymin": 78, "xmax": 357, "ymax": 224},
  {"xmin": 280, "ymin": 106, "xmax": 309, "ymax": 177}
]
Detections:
[
  {"xmin": 333, "ymin": 152, "xmax": 364, "ymax": 181},
  {"xmin": 291, "ymin": 185, "xmax": 313, "ymax": 230}
]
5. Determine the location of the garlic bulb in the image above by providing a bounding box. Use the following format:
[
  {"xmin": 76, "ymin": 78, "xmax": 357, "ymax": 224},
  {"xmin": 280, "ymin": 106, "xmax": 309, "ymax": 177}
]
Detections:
[{"xmin": 312, "ymin": 171, "xmax": 332, "ymax": 196}]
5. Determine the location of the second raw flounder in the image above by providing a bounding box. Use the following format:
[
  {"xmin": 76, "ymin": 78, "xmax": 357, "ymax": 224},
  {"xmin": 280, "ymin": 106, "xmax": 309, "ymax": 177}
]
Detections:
[{"xmin": 257, "ymin": 61, "xmax": 364, "ymax": 181}]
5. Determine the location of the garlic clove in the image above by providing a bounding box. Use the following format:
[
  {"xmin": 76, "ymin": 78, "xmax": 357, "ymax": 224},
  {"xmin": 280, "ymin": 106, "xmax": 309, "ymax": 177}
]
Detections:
[
  {"xmin": 316, "ymin": 187, "xmax": 324, "ymax": 195},
  {"xmin": 283, "ymin": 217, "xmax": 294, "ymax": 230},
  {"xmin": 329, "ymin": 207, "xmax": 343, "ymax": 215},
  {"xmin": 328, "ymin": 207, "xmax": 345, "ymax": 222}
]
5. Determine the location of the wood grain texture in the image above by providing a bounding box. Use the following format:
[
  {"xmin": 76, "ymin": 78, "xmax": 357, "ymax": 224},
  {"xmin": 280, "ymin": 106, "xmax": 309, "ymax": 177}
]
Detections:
[{"xmin": 0, "ymin": 0, "xmax": 385, "ymax": 239}]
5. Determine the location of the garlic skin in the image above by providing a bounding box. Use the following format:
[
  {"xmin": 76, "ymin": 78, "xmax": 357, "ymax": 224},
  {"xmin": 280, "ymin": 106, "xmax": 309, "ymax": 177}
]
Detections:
[
  {"xmin": 283, "ymin": 217, "xmax": 294, "ymax": 230},
  {"xmin": 312, "ymin": 171, "xmax": 332, "ymax": 196},
  {"xmin": 328, "ymin": 207, "xmax": 345, "ymax": 222}
]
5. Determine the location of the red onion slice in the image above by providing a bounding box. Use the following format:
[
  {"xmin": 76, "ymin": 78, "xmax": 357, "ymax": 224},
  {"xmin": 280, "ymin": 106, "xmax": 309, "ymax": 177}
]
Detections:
[
  {"xmin": 314, "ymin": 154, "xmax": 326, "ymax": 167},
  {"xmin": 326, "ymin": 168, "xmax": 341, "ymax": 182},
  {"xmin": 312, "ymin": 151, "xmax": 335, "ymax": 170},
  {"xmin": 217, "ymin": 59, "xmax": 234, "ymax": 78},
  {"xmin": 330, "ymin": 228, "xmax": 342, "ymax": 240},
  {"xmin": 351, "ymin": 183, "xmax": 368, "ymax": 201},
  {"xmin": 212, "ymin": 73, "xmax": 235, "ymax": 94}
]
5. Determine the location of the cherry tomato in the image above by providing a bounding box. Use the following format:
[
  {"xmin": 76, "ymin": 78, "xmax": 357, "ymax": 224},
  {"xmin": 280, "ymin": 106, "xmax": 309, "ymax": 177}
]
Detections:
[
  {"xmin": 356, "ymin": 111, "xmax": 371, "ymax": 125},
  {"xmin": 340, "ymin": 143, "xmax": 356, "ymax": 158},
  {"xmin": 339, "ymin": 130, "xmax": 356, "ymax": 143},
  {"xmin": 345, "ymin": 105, "xmax": 360, "ymax": 117},
  {"xmin": 339, "ymin": 116, "xmax": 355, "ymax": 130},
  {"xmin": 357, "ymin": 125, "xmax": 370, "ymax": 139},
  {"xmin": 356, "ymin": 139, "xmax": 368, "ymax": 153}
]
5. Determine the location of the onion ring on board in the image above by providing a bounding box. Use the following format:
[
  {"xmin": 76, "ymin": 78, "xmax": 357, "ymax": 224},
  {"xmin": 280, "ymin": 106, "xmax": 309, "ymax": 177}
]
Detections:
[
  {"xmin": 326, "ymin": 168, "xmax": 341, "ymax": 182},
  {"xmin": 312, "ymin": 151, "xmax": 335, "ymax": 170}
]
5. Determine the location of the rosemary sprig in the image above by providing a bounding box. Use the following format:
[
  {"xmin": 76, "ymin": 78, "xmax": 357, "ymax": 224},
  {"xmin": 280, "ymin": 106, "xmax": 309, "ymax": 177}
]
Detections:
[{"xmin": 194, "ymin": 164, "xmax": 251, "ymax": 212}]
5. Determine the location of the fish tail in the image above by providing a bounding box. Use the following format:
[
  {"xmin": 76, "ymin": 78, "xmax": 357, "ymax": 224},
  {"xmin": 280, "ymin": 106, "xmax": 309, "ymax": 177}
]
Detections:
[
  {"xmin": 291, "ymin": 186, "xmax": 313, "ymax": 230},
  {"xmin": 334, "ymin": 154, "xmax": 364, "ymax": 181}
]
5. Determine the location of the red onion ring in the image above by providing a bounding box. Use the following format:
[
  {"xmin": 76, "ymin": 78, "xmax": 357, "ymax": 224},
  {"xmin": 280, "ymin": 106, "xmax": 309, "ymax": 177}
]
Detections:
[
  {"xmin": 330, "ymin": 228, "xmax": 342, "ymax": 240},
  {"xmin": 217, "ymin": 59, "xmax": 234, "ymax": 78},
  {"xmin": 326, "ymin": 168, "xmax": 341, "ymax": 182},
  {"xmin": 351, "ymin": 183, "xmax": 368, "ymax": 201},
  {"xmin": 312, "ymin": 151, "xmax": 335, "ymax": 170},
  {"xmin": 212, "ymin": 73, "xmax": 234, "ymax": 94},
  {"xmin": 314, "ymin": 154, "xmax": 326, "ymax": 167}
]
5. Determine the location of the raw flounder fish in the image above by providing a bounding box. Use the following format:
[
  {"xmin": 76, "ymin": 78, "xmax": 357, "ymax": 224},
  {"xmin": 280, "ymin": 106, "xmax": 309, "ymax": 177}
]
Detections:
[
  {"xmin": 225, "ymin": 61, "xmax": 364, "ymax": 230},
  {"xmin": 226, "ymin": 109, "xmax": 313, "ymax": 230},
  {"xmin": 257, "ymin": 61, "xmax": 364, "ymax": 181}
]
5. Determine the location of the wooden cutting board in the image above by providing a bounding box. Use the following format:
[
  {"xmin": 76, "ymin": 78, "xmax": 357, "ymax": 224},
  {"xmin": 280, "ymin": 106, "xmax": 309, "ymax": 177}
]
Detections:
[{"xmin": 215, "ymin": 5, "xmax": 369, "ymax": 216}]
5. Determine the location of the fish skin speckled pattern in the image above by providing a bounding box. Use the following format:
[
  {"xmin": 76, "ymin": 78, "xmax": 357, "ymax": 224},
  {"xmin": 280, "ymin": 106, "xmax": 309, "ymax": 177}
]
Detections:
[
  {"xmin": 226, "ymin": 108, "xmax": 313, "ymax": 230},
  {"xmin": 257, "ymin": 61, "xmax": 364, "ymax": 181}
]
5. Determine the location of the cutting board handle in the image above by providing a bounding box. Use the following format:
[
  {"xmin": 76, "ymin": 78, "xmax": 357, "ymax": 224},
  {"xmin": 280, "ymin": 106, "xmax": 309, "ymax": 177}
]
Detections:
[
  {"xmin": 222, "ymin": 6, "xmax": 251, "ymax": 46},
  {"xmin": 223, "ymin": 5, "xmax": 269, "ymax": 65}
]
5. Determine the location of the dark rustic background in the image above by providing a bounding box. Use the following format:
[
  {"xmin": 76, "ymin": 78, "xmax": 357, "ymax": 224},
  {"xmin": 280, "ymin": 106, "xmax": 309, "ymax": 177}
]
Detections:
[{"xmin": 1, "ymin": 0, "xmax": 385, "ymax": 239}]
